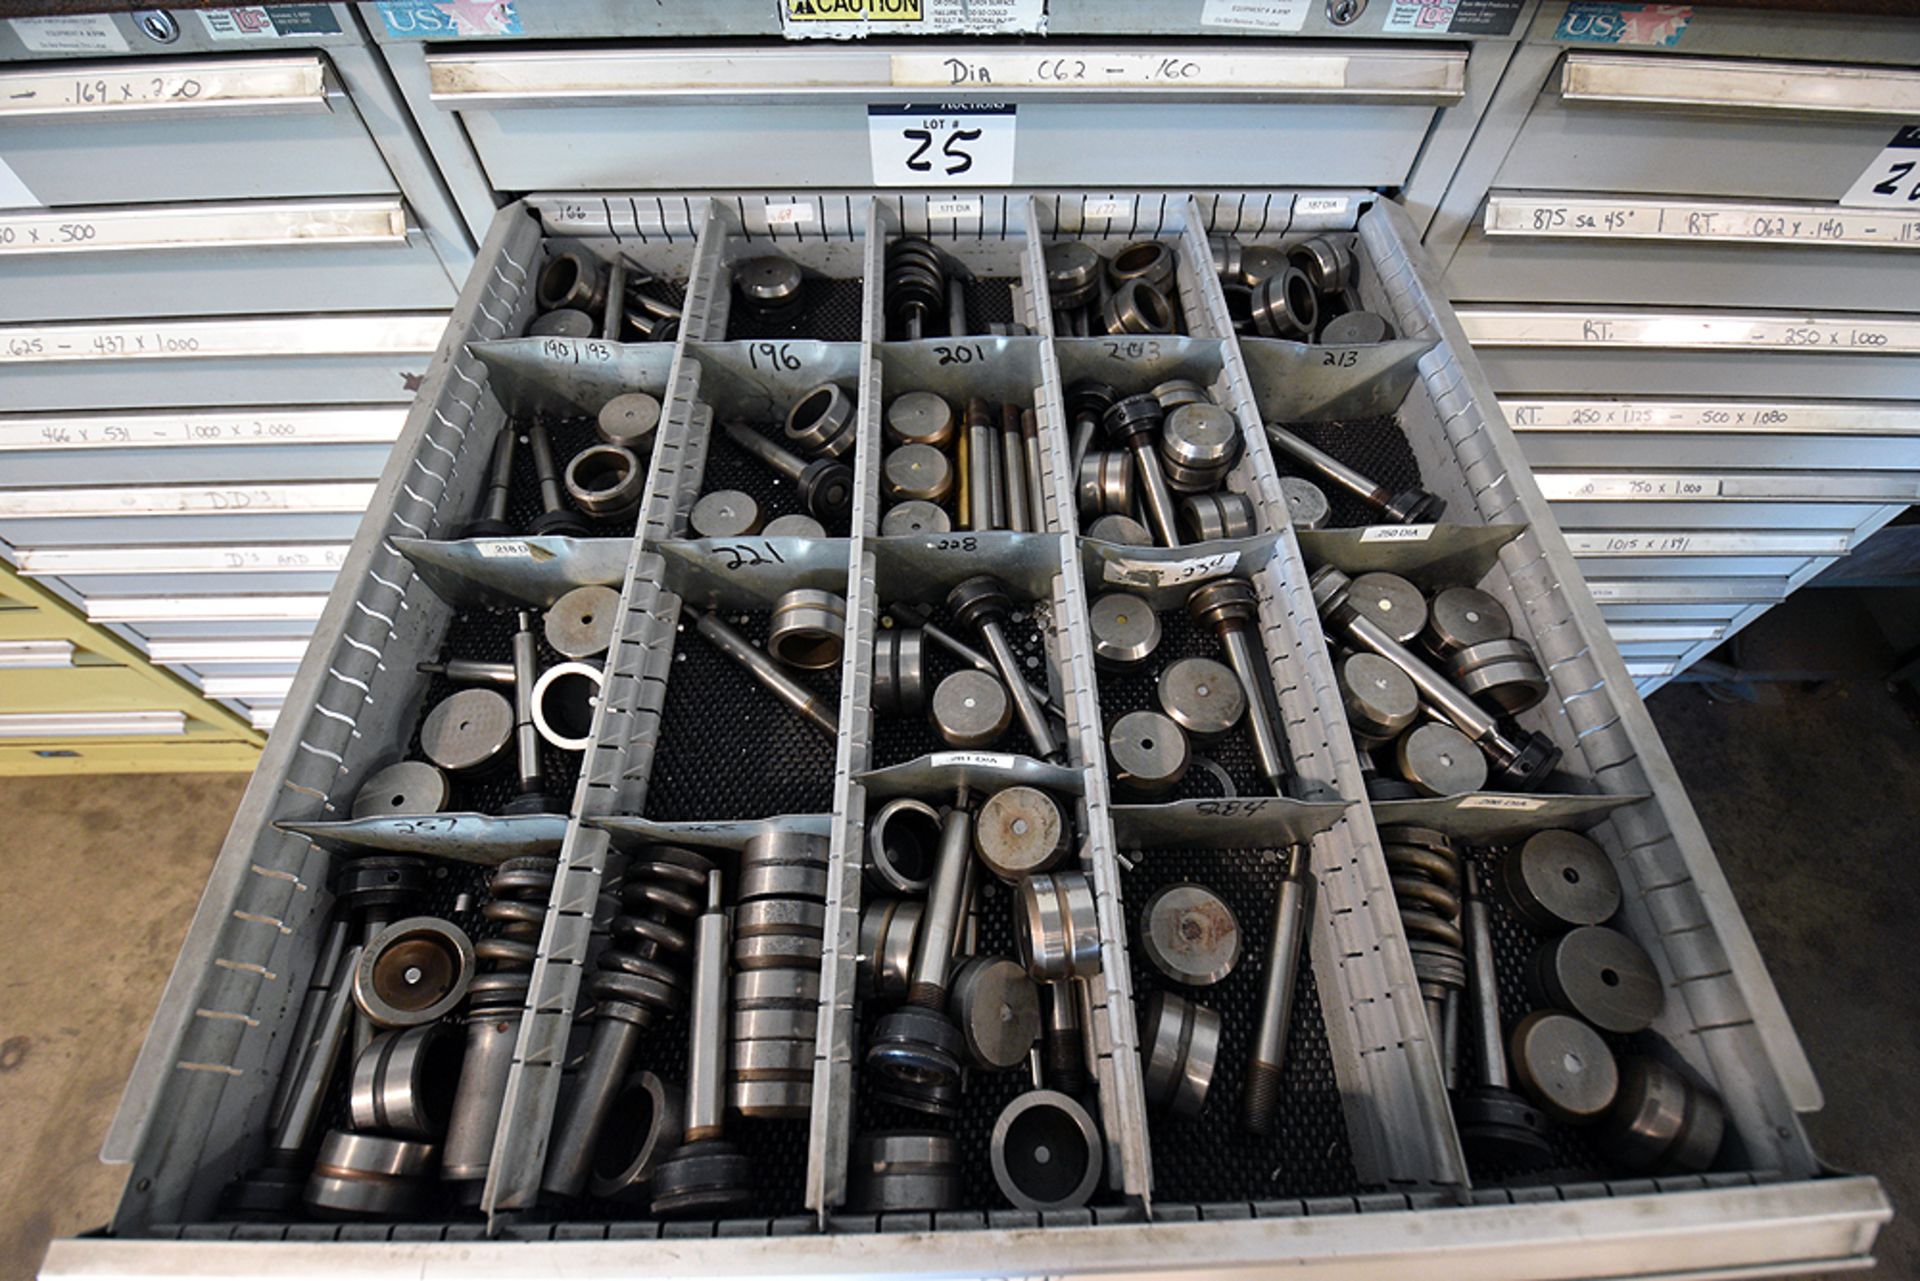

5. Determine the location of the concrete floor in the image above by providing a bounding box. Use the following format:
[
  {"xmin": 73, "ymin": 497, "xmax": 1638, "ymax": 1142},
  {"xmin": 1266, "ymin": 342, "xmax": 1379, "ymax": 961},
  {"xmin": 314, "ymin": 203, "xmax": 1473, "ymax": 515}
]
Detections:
[{"xmin": 0, "ymin": 666, "xmax": 1913, "ymax": 1277}]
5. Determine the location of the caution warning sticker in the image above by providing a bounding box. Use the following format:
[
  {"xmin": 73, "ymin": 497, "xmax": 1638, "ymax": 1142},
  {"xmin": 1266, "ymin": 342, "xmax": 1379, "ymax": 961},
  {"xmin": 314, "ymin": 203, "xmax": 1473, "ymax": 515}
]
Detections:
[{"xmin": 780, "ymin": 0, "xmax": 1045, "ymax": 39}]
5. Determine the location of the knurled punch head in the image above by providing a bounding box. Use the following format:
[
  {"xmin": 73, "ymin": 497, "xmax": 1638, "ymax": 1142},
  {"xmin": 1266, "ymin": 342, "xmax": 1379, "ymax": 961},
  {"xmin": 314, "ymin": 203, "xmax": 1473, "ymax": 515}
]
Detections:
[{"xmin": 946, "ymin": 574, "xmax": 1013, "ymax": 634}]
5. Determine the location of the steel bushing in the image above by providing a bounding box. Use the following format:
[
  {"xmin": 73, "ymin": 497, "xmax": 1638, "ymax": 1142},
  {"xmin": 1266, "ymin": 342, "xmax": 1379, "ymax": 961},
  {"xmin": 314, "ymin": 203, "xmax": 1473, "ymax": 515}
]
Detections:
[
  {"xmin": 1044, "ymin": 240, "xmax": 1102, "ymax": 309},
  {"xmin": 1345, "ymin": 572, "xmax": 1428, "ymax": 644},
  {"xmin": 1152, "ymin": 377, "xmax": 1210, "ymax": 412},
  {"xmin": 563, "ymin": 443, "xmax": 646, "ymax": 520},
  {"xmin": 858, "ymin": 898, "xmax": 922, "ymax": 1002},
  {"xmin": 974, "ymin": 785, "xmax": 1066, "ymax": 882},
  {"xmin": 419, "ymin": 687, "xmax": 513, "ymax": 774},
  {"xmin": 1015, "ymin": 871, "xmax": 1100, "ymax": 982},
  {"xmin": 528, "ymin": 308, "xmax": 594, "ymax": 338},
  {"xmin": 950, "ymin": 955, "xmax": 1042, "ymax": 1071},
  {"xmin": 930, "ymin": 669, "xmax": 1011, "ymax": 748},
  {"xmin": 872, "ymin": 625, "xmax": 927, "ymax": 716},
  {"xmin": 1107, "ymin": 239, "xmax": 1176, "ymax": 292},
  {"xmin": 532, "ymin": 660, "xmax": 602, "ymax": 752},
  {"xmin": 1394, "ymin": 722, "xmax": 1488, "ymax": 796},
  {"xmin": 305, "ymin": 1130, "xmax": 435, "ymax": 1217},
  {"xmin": 886, "ymin": 390, "xmax": 957, "ymax": 448},
  {"xmin": 1290, "ymin": 236, "xmax": 1354, "ymax": 294},
  {"xmin": 1529, "ymin": 926, "xmax": 1664, "ymax": 1034},
  {"xmin": 1209, "ymin": 233, "xmax": 1243, "ymax": 284},
  {"xmin": 1281, "ymin": 476, "xmax": 1330, "ymax": 529},
  {"xmin": 883, "ymin": 444, "xmax": 954, "ymax": 504},
  {"xmin": 1222, "ymin": 281, "xmax": 1255, "ymax": 334},
  {"xmin": 764, "ymin": 513, "xmax": 826, "ymax": 538},
  {"xmin": 351, "ymin": 760, "xmax": 450, "ymax": 818},
  {"xmin": 766, "ymin": 588, "xmax": 847, "ymax": 671},
  {"xmin": 545, "ymin": 585, "xmax": 620, "ymax": 660},
  {"xmin": 1158, "ymin": 656, "xmax": 1245, "ymax": 739},
  {"xmin": 1077, "ymin": 449, "xmax": 1136, "ymax": 516},
  {"xmin": 1141, "ymin": 990, "xmax": 1222, "ymax": 1118},
  {"xmin": 785, "ymin": 382, "xmax": 856, "ymax": 459},
  {"xmin": 880, "ymin": 500, "xmax": 950, "ymax": 536},
  {"xmin": 537, "ymin": 248, "xmax": 606, "ymax": 315},
  {"xmin": 1251, "ymin": 266, "xmax": 1319, "ymax": 340},
  {"xmin": 1109, "ymin": 709, "xmax": 1190, "ymax": 796},
  {"xmin": 1339, "ymin": 652, "xmax": 1420, "ymax": 747},
  {"xmin": 865, "ymin": 1004, "xmax": 967, "ymax": 1117},
  {"xmin": 738, "ymin": 831, "xmax": 831, "ymax": 905},
  {"xmin": 597, "ymin": 391, "xmax": 662, "ymax": 452},
  {"xmin": 1179, "ymin": 492, "xmax": 1257, "ymax": 542},
  {"xmin": 1597, "ymin": 1056, "xmax": 1726, "ymax": 1175},
  {"xmin": 870, "ymin": 797, "xmax": 942, "ymax": 895},
  {"xmin": 689, "ymin": 489, "xmax": 763, "ymax": 538},
  {"xmin": 1238, "ymin": 244, "xmax": 1287, "ymax": 287},
  {"xmin": 885, "ymin": 237, "xmax": 947, "ymax": 339},
  {"xmin": 1510, "ymin": 1010, "xmax": 1620, "ymax": 1126},
  {"xmin": 1449, "ymin": 638, "xmax": 1549, "ymax": 715},
  {"xmin": 354, "ymin": 917, "xmax": 475, "ymax": 1029},
  {"xmin": 1086, "ymin": 514, "xmax": 1153, "ymax": 545},
  {"xmin": 990, "ymin": 1090, "xmax": 1104, "ymax": 1211},
  {"xmin": 733, "ymin": 900, "xmax": 827, "ymax": 972},
  {"xmin": 1140, "ymin": 882, "xmax": 1242, "ymax": 987},
  {"xmin": 349, "ymin": 1022, "xmax": 463, "ymax": 1139},
  {"xmin": 1103, "ymin": 278, "xmax": 1176, "ymax": 335},
  {"xmin": 1321, "ymin": 310, "xmax": 1395, "ymax": 345},
  {"xmin": 1089, "ymin": 592, "xmax": 1161, "ymax": 668},
  {"xmin": 847, "ymin": 1131, "xmax": 961, "ymax": 1213},
  {"xmin": 733, "ymin": 254, "xmax": 805, "ymax": 319},
  {"xmin": 1422, "ymin": 586, "xmax": 1514, "ymax": 659},
  {"xmin": 1502, "ymin": 829, "xmax": 1622, "ymax": 933},
  {"xmin": 1159, "ymin": 403, "xmax": 1240, "ymax": 493},
  {"xmin": 586, "ymin": 1070, "xmax": 686, "ymax": 1199}
]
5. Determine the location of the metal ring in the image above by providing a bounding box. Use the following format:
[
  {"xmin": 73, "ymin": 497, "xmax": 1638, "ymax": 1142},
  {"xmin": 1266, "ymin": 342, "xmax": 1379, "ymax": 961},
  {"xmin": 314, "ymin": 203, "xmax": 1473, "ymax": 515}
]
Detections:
[
  {"xmin": 767, "ymin": 588, "xmax": 847, "ymax": 671},
  {"xmin": 1015, "ymin": 871, "xmax": 1100, "ymax": 982},
  {"xmin": 305, "ymin": 1130, "xmax": 436, "ymax": 1217},
  {"xmin": 1103, "ymin": 278, "xmax": 1176, "ymax": 336},
  {"xmin": 1290, "ymin": 236, "xmax": 1354, "ymax": 294},
  {"xmin": 869, "ymin": 797, "xmax": 942, "ymax": 895},
  {"xmin": 1141, "ymin": 990, "xmax": 1222, "ymax": 1118},
  {"xmin": 858, "ymin": 898, "xmax": 922, "ymax": 1002},
  {"xmin": 990, "ymin": 1090, "xmax": 1104, "ymax": 1211},
  {"xmin": 1449, "ymin": 638, "xmax": 1548, "ymax": 715},
  {"xmin": 784, "ymin": 382, "xmax": 856, "ymax": 458},
  {"xmin": 1178, "ymin": 492, "xmax": 1257, "ymax": 542},
  {"xmin": 537, "ymin": 249, "xmax": 606, "ymax": 314},
  {"xmin": 563, "ymin": 444, "xmax": 646, "ymax": 520},
  {"xmin": 1251, "ymin": 266, "xmax": 1319, "ymax": 340},
  {"xmin": 1107, "ymin": 239, "xmax": 1176, "ymax": 292},
  {"xmin": 532, "ymin": 661, "xmax": 603, "ymax": 751},
  {"xmin": 354, "ymin": 917, "xmax": 476, "ymax": 1029},
  {"xmin": 872, "ymin": 626, "xmax": 927, "ymax": 716},
  {"xmin": 349, "ymin": 1022, "xmax": 463, "ymax": 1139},
  {"xmin": 587, "ymin": 1071, "xmax": 687, "ymax": 1200},
  {"xmin": 847, "ymin": 1131, "xmax": 961, "ymax": 1213},
  {"xmin": 1077, "ymin": 449, "xmax": 1135, "ymax": 516}
]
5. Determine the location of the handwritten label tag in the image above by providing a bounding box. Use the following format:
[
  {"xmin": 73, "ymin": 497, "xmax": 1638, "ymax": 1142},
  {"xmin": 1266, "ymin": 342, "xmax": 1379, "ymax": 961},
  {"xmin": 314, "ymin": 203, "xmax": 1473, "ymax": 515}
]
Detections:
[
  {"xmin": 1102, "ymin": 550, "xmax": 1238, "ymax": 588},
  {"xmin": 1082, "ymin": 197, "xmax": 1133, "ymax": 221},
  {"xmin": 1359, "ymin": 523, "xmax": 1436, "ymax": 543},
  {"xmin": 1840, "ymin": 126, "xmax": 1920, "ymax": 211},
  {"xmin": 1556, "ymin": 475, "xmax": 1722, "ymax": 500},
  {"xmin": 1457, "ymin": 794, "xmax": 1549, "ymax": 811},
  {"xmin": 869, "ymin": 104, "xmax": 1016, "ymax": 187},
  {"xmin": 763, "ymin": 200, "xmax": 818, "ymax": 226},
  {"xmin": 475, "ymin": 540, "xmax": 531, "ymax": 559},
  {"xmin": 930, "ymin": 751, "xmax": 1017, "ymax": 770}
]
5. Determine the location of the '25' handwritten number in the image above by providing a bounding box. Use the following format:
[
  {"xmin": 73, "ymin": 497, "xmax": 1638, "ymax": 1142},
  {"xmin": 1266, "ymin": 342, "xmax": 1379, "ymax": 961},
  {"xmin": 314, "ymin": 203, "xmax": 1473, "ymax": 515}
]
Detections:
[{"xmin": 903, "ymin": 126, "xmax": 983, "ymax": 176}]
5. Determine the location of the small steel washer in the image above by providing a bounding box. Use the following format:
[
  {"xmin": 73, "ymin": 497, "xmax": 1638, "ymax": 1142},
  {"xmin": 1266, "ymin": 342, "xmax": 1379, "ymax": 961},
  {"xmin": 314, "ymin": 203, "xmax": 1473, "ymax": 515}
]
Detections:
[
  {"xmin": 1089, "ymin": 592, "xmax": 1161, "ymax": 668},
  {"xmin": 596, "ymin": 392, "xmax": 661, "ymax": 451},
  {"xmin": 1138, "ymin": 882, "xmax": 1242, "ymax": 987},
  {"xmin": 1394, "ymin": 721, "xmax": 1488, "ymax": 797},
  {"xmin": 1280, "ymin": 476, "xmax": 1330, "ymax": 530},
  {"xmin": 930, "ymin": 669, "xmax": 1011, "ymax": 748},
  {"xmin": 881, "ymin": 500, "xmax": 951, "ymax": 536},
  {"xmin": 1108, "ymin": 710, "xmax": 1190, "ymax": 796},
  {"xmin": 544, "ymin": 585, "xmax": 621, "ymax": 660},
  {"xmin": 1502, "ymin": 828, "xmax": 1623, "ymax": 932},
  {"xmin": 1529, "ymin": 925, "xmax": 1664, "ymax": 1034},
  {"xmin": 1509, "ymin": 1010, "xmax": 1620, "ymax": 1126},
  {"xmin": 689, "ymin": 489, "xmax": 762, "ymax": 538},
  {"xmin": 1346, "ymin": 572, "xmax": 1428, "ymax": 644},
  {"xmin": 1157, "ymin": 656, "xmax": 1246, "ymax": 738},
  {"xmin": 419, "ymin": 687, "xmax": 514, "ymax": 774},
  {"xmin": 351, "ymin": 760, "xmax": 450, "ymax": 818}
]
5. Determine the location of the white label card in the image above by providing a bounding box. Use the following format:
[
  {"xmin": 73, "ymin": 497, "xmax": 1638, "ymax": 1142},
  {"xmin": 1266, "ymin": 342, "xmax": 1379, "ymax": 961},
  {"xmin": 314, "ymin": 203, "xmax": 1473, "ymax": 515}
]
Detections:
[
  {"xmin": 1359, "ymin": 523, "xmax": 1435, "ymax": 542},
  {"xmin": 1102, "ymin": 550, "xmax": 1239, "ymax": 588},
  {"xmin": 10, "ymin": 14, "xmax": 128, "ymax": 53},
  {"xmin": 930, "ymin": 751, "xmax": 1017, "ymax": 770},
  {"xmin": 1083, "ymin": 198, "xmax": 1133, "ymax": 220},
  {"xmin": 869, "ymin": 104, "xmax": 1016, "ymax": 187},
  {"xmin": 475, "ymin": 540, "xmax": 532, "ymax": 559},
  {"xmin": 1295, "ymin": 195, "xmax": 1351, "ymax": 218},
  {"xmin": 1198, "ymin": 0, "xmax": 1311, "ymax": 32},
  {"xmin": 763, "ymin": 201, "xmax": 817, "ymax": 226},
  {"xmin": 1457, "ymin": 795, "xmax": 1549, "ymax": 812},
  {"xmin": 926, "ymin": 197, "xmax": 983, "ymax": 220},
  {"xmin": 1840, "ymin": 125, "xmax": 1920, "ymax": 211}
]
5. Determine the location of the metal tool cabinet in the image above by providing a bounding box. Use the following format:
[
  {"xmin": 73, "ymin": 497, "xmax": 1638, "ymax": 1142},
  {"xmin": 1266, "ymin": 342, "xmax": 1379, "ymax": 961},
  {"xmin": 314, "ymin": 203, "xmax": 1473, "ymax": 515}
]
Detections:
[
  {"xmin": 1426, "ymin": 2, "xmax": 1920, "ymax": 692},
  {"xmin": 36, "ymin": 182, "xmax": 1888, "ymax": 1278},
  {"xmin": 0, "ymin": 5, "xmax": 473, "ymax": 753}
]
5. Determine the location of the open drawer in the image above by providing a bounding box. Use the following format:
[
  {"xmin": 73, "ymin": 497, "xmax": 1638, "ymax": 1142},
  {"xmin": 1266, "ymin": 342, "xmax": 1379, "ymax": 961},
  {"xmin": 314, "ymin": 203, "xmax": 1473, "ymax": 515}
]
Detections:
[{"xmin": 41, "ymin": 191, "xmax": 1887, "ymax": 1280}]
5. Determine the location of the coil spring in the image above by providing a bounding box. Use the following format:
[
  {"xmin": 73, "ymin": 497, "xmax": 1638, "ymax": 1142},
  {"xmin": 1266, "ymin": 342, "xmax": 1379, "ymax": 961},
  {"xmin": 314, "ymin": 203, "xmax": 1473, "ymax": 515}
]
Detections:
[
  {"xmin": 1378, "ymin": 825, "xmax": 1467, "ymax": 1028},
  {"xmin": 470, "ymin": 855, "xmax": 554, "ymax": 1009},
  {"xmin": 592, "ymin": 845, "xmax": 714, "ymax": 1026}
]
